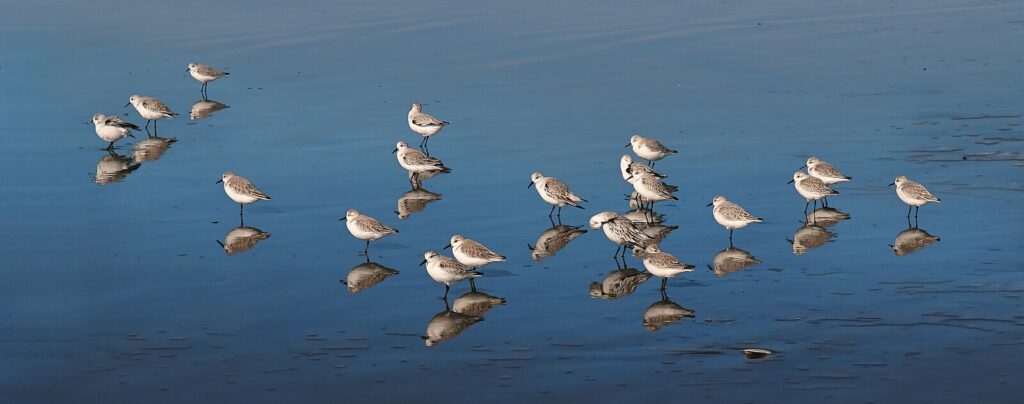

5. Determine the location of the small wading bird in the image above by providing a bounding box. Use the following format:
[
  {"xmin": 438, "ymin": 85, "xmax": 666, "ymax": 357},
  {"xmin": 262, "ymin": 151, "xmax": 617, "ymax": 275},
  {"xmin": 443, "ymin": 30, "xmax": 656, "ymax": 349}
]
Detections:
[{"xmin": 217, "ymin": 172, "xmax": 271, "ymax": 220}]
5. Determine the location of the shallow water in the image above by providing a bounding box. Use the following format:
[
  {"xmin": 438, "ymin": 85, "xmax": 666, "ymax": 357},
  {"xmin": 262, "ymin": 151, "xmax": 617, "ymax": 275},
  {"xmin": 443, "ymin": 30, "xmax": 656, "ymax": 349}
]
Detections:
[{"xmin": 1, "ymin": 0, "xmax": 1023, "ymax": 402}]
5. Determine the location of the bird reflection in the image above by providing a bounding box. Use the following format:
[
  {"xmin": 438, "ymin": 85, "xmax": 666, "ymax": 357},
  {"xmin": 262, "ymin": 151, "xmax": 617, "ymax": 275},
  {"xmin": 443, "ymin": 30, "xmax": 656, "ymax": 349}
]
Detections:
[
  {"xmin": 216, "ymin": 226, "xmax": 271, "ymax": 255},
  {"xmin": 805, "ymin": 207, "xmax": 851, "ymax": 228},
  {"xmin": 642, "ymin": 289, "xmax": 695, "ymax": 332},
  {"xmin": 94, "ymin": 151, "xmax": 141, "ymax": 185},
  {"xmin": 452, "ymin": 290, "xmax": 506, "ymax": 317},
  {"xmin": 589, "ymin": 267, "xmax": 653, "ymax": 300},
  {"xmin": 621, "ymin": 207, "xmax": 665, "ymax": 224},
  {"xmin": 708, "ymin": 246, "xmax": 761, "ymax": 277},
  {"xmin": 407, "ymin": 169, "xmax": 444, "ymax": 190},
  {"xmin": 132, "ymin": 135, "xmax": 177, "ymax": 163},
  {"xmin": 395, "ymin": 187, "xmax": 442, "ymax": 220},
  {"xmin": 422, "ymin": 297, "xmax": 484, "ymax": 347},
  {"xmin": 190, "ymin": 99, "xmax": 230, "ymax": 120},
  {"xmin": 343, "ymin": 261, "xmax": 399, "ymax": 293},
  {"xmin": 891, "ymin": 227, "xmax": 940, "ymax": 256},
  {"xmin": 528, "ymin": 224, "xmax": 587, "ymax": 262},
  {"xmin": 787, "ymin": 222, "xmax": 836, "ymax": 255}
]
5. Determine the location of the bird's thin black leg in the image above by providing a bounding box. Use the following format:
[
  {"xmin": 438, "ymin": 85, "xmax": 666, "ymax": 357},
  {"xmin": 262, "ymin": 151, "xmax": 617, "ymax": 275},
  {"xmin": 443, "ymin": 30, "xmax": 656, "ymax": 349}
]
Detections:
[
  {"xmin": 548, "ymin": 205, "xmax": 556, "ymax": 218},
  {"xmin": 469, "ymin": 278, "xmax": 477, "ymax": 292}
]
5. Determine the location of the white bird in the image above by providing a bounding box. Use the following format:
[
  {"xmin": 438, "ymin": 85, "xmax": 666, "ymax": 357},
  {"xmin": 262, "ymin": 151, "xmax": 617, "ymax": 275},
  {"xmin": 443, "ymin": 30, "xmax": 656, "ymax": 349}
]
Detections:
[
  {"xmin": 187, "ymin": 62, "xmax": 230, "ymax": 98},
  {"xmin": 407, "ymin": 102, "xmax": 450, "ymax": 148},
  {"xmin": 394, "ymin": 141, "xmax": 450, "ymax": 183},
  {"xmin": 789, "ymin": 171, "xmax": 838, "ymax": 212},
  {"xmin": 91, "ymin": 113, "xmax": 140, "ymax": 150},
  {"xmin": 445, "ymin": 235, "xmax": 506, "ymax": 269},
  {"xmin": 126, "ymin": 95, "xmax": 177, "ymax": 133},
  {"xmin": 420, "ymin": 251, "xmax": 483, "ymax": 299},
  {"xmin": 626, "ymin": 172, "xmax": 678, "ymax": 206},
  {"xmin": 707, "ymin": 195, "xmax": 763, "ymax": 245},
  {"xmin": 529, "ymin": 171, "xmax": 587, "ymax": 218},
  {"xmin": 619, "ymin": 154, "xmax": 666, "ymax": 181},
  {"xmin": 634, "ymin": 245, "xmax": 695, "ymax": 290},
  {"xmin": 626, "ymin": 134, "xmax": 677, "ymax": 167},
  {"xmin": 589, "ymin": 211, "xmax": 656, "ymax": 258},
  {"xmin": 340, "ymin": 209, "xmax": 398, "ymax": 255},
  {"xmin": 890, "ymin": 176, "xmax": 941, "ymax": 219},
  {"xmin": 217, "ymin": 172, "xmax": 270, "ymax": 217},
  {"xmin": 803, "ymin": 157, "xmax": 852, "ymax": 185}
]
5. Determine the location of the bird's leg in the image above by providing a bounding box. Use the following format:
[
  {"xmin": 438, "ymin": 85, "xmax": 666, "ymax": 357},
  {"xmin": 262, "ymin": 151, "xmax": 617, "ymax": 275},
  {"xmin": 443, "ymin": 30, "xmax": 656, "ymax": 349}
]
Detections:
[
  {"xmin": 469, "ymin": 278, "xmax": 477, "ymax": 292},
  {"xmin": 907, "ymin": 205, "xmax": 912, "ymax": 218},
  {"xmin": 144, "ymin": 120, "xmax": 151, "ymax": 133},
  {"xmin": 613, "ymin": 244, "xmax": 621, "ymax": 258},
  {"xmin": 804, "ymin": 201, "xmax": 809, "ymax": 215},
  {"xmin": 548, "ymin": 205, "xmax": 556, "ymax": 218},
  {"xmin": 557, "ymin": 206, "xmax": 562, "ymax": 219},
  {"xmin": 660, "ymin": 277, "xmax": 667, "ymax": 291},
  {"xmin": 443, "ymin": 284, "xmax": 450, "ymax": 300},
  {"xmin": 106, "ymin": 142, "xmax": 114, "ymax": 151},
  {"xmin": 364, "ymin": 240, "xmax": 370, "ymax": 256},
  {"xmin": 729, "ymin": 229, "xmax": 734, "ymax": 247},
  {"xmin": 823, "ymin": 197, "xmax": 829, "ymax": 207}
]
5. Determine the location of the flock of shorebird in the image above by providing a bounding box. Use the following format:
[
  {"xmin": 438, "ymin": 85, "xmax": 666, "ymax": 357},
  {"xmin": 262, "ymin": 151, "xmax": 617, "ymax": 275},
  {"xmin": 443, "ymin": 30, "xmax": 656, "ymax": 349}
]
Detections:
[{"xmin": 90, "ymin": 62, "xmax": 944, "ymax": 299}]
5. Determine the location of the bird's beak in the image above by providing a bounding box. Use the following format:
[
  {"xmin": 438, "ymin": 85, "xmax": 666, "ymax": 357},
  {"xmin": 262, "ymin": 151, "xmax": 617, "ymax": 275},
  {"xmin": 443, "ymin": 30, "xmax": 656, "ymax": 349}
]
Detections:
[
  {"xmin": 443, "ymin": 244, "xmax": 452, "ymax": 250},
  {"xmin": 392, "ymin": 148, "xmax": 398, "ymax": 153},
  {"xmin": 888, "ymin": 182, "xmax": 895, "ymax": 186},
  {"xmin": 705, "ymin": 202, "xmax": 713, "ymax": 207},
  {"xmin": 215, "ymin": 179, "xmax": 223, "ymax": 184},
  {"xmin": 124, "ymin": 102, "xmax": 131, "ymax": 108},
  {"xmin": 798, "ymin": 164, "xmax": 806, "ymax": 169},
  {"xmin": 527, "ymin": 243, "xmax": 534, "ymax": 250},
  {"xmin": 215, "ymin": 240, "xmax": 225, "ymax": 247},
  {"xmin": 339, "ymin": 217, "xmax": 347, "ymax": 221},
  {"xmin": 419, "ymin": 259, "xmax": 427, "ymax": 266},
  {"xmin": 185, "ymin": 67, "xmax": 191, "ymax": 72},
  {"xmin": 786, "ymin": 179, "xmax": 794, "ymax": 184},
  {"xmin": 84, "ymin": 120, "xmax": 92, "ymax": 124},
  {"xmin": 625, "ymin": 175, "xmax": 633, "ymax": 181},
  {"xmin": 624, "ymin": 143, "xmax": 630, "ymax": 148},
  {"xmin": 527, "ymin": 182, "xmax": 534, "ymax": 189}
]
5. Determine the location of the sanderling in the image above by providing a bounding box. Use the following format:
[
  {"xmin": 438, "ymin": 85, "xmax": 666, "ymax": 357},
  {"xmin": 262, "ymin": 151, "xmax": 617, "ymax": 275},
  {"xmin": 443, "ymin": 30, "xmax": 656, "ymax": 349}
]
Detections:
[
  {"xmin": 620, "ymin": 154, "xmax": 666, "ymax": 181},
  {"xmin": 589, "ymin": 268, "xmax": 653, "ymax": 300},
  {"xmin": 445, "ymin": 235, "xmax": 506, "ymax": 270},
  {"xmin": 126, "ymin": 95, "xmax": 177, "ymax": 133},
  {"xmin": 423, "ymin": 303, "xmax": 483, "ymax": 347},
  {"xmin": 707, "ymin": 195, "xmax": 763, "ymax": 245},
  {"xmin": 589, "ymin": 211, "xmax": 656, "ymax": 258},
  {"xmin": 394, "ymin": 141, "xmax": 450, "ymax": 183},
  {"xmin": 91, "ymin": 113, "xmax": 140, "ymax": 150},
  {"xmin": 634, "ymin": 245, "xmax": 695, "ymax": 290},
  {"xmin": 344, "ymin": 261, "xmax": 400, "ymax": 293},
  {"xmin": 187, "ymin": 62, "xmax": 230, "ymax": 97},
  {"xmin": 626, "ymin": 134, "xmax": 677, "ymax": 167},
  {"xmin": 94, "ymin": 152, "xmax": 140, "ymax": 185},
  {"xmin": 891, "ymin": 227, "xmax": 940, "ymax": 256},
  {"xmin": 890, "ymin": 176, "xmax": 941, "ymax": 218},
  {"xmin": 803, "ymin": 157, "xmax": 852, "ymax": 185},
  {"xmin": 452, "ymin": 290, "xmax": 506, "ymax": 317},
  {"xmin": 708, "ymin": 246, "xmax": 760, "ymax": 277},
  {"xmin": 408, "ymin": 102, "xmax": 450, "ymax": 148},
  {"xmin": 528, "ymin": 172, "xmax": 587, "ymax": 218},
  {"xmin": 789, "ymin": 171, "xmax": 838, "ymax": 212},
  {"xmin": 626, "ymin": 172, "xmax": 678, "ymax": 206},
  {"xmin": 421, "ymin": 250, "xmax": 483, "ymax": 299},
  {"xmin": 132, "ymin": 136, "xmax": 177, "ymax": 163},
  {"xmin": 190, "ymin": 99, "xmax": 230, "ymax": 120},
  {"xmin": 217, "ymin": 172, "xmax": 270, "ymax": 216},
  {"xmin": 528, "ymin": 224, "xmax": 587, "ymax": 261},
  {"xmin": 340, "ymin": 209, "xmax": 398, "ymax": 255},
  {"xmin": 396, "ymin": 187, "xmax": 443, "ymax": 219},
  {"xmin": 787, "ymin": 223, "xmax": 834, "ymax": 256},
  {"xmin": 216, "ymin": 226, "xmax": 271, "ymax": 255},
  {"xmin": 642, "ymin": 292, "xmax": 694, "ymax": 332}
]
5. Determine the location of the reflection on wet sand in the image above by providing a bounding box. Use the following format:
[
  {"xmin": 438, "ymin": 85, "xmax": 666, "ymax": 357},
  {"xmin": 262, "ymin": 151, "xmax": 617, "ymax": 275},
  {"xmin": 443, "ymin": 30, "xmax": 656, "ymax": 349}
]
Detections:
[
  {"xmin": 589, "ymin": 267, "xmax": 653, "ymax": 300},
  {"xmin": 190, "ymin": 99, "xmax": 230, "ymax": 120},
  {"xmin": 642, "ymin": 289, "xmax": 695, "ymax": 332},
  {"xmin": 132, "ymin": 135, "xmax": 178, "ymax": 163},
  {"xmin": 452, "ymin": 290, "xmax": 506, "ymax": 317},
  {"xmin": 395, "ymin": 187, "xmax": 442, "ymax": 220},
  {"xmin": 422, "ymin": 298, "xmax": 484, "ymax": 347},
  {"xmin": 216, "ymin": 226, "xmax": 271, "ymax": 255},
  {"xmin": 528, "ymin": 224, "xmax": 587, "ymax": 262},
  {"xmin": 891, "ymin": 227, "xmax": 940, "ymax": 256},
  {"xmin": 708, "ymin": 246, "xmax": 760, "ymax": 277},
  {"xmin": 788, "ymin": 222, "xmax": 836, "ymax": 256},
  {"xmin": 94, "ymin": 151, "xmax": 141, "ymax": 185},
  {"xmin": 343, "ymin": 261, "xmax": 400, "ymax": 293},
  {"xmin": 805, "ymin": 207, "xmax": 851, "ymax": 227}
]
